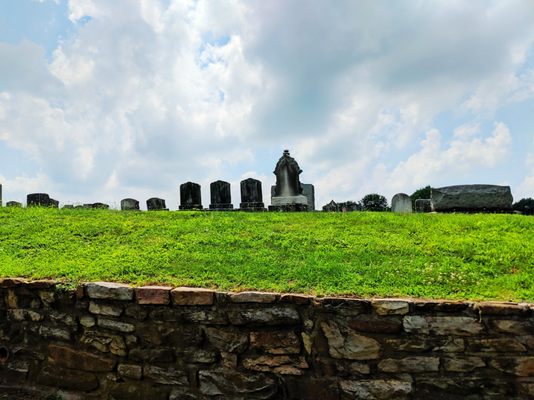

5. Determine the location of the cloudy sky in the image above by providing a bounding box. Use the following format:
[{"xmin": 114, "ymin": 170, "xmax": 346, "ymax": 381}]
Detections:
[{"xmin": 1, "ymin": 0, "xmax": 534, "ymax": 209}]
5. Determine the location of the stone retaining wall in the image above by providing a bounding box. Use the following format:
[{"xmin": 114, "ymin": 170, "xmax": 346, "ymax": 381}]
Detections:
[{"xmin": 0, "ymin": 279, "xmax": 533, "ymax": 399}]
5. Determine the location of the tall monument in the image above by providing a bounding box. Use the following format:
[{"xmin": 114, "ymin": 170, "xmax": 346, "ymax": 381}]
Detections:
[{"xmin": 269, "ymin": 150, "xmax": 309, "ymax": 211}]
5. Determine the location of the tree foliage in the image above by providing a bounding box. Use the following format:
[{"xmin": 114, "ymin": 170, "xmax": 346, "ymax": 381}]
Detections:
[
  {"xmin": 360, "ymin": 193, "xmax": 388, "ymax": 211},
  {"xmin": 513, "ymin": 198, "xmax": 534, "ymax": 215},
  {"xmin": 410, "ymin": 185, "xmax": 432, "ymax": 202}
]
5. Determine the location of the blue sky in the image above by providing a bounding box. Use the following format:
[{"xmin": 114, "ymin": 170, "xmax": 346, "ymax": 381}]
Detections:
[{"xmin": 1, "ymin": 0, "xmax": 534, "ymax": 209}]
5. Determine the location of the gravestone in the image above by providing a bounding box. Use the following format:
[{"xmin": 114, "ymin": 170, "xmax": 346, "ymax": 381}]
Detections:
[
  {"xmin": 391, "ymin": 193, "xmax": 412, "ymax": 213},
  {"xmin": 49, "ymin": 198, "xmax": 59, "ymax": 208},
  {"xmin": 239, "ymin": 178, "xmax": 265, "ymax": 211},
  {"xmin": 147, "ymin": 198, "xmax": 168, "ymax": 211},
  {"xmin": 431, "ymin": 185, "xmax": 513, "ymax": 212},
  {"xmin": 339, "ymin": 201, "xmax": 361, "ymax": 212},
  {"xmin": 415, "ymin": 199, "xmax": 432, "ymax": 213},
  {"xmin": 209, "ymin": 180, "xmax": 233, "ymax": 210},
  {"xmin": 91, "ymin": 202, "xmax": 110, "ymax": 209},
  {"xmin": 6, "ymin": 201, "xmax": 21, "ymax": 207},
  {"xmin": 272, "ymin": 183, "xmax": 315, "ymax": 211},
  {"xmin": 180, "ymin": 182, "xmax": 203, "ymax": 210},
  {"xmin": 27, "ymin": 193, "xmax": 52, "ymax": 207},
  {"xmin": 121, "ymin": 198, "xmax": 140, "ymax": 211},
  {"xmin": 323, "ymin": 200, "xmax": 338, "ymax": 212},
  {"xmin": 269, "ymin": 150, "xmax": 308, "ymax": 211}
]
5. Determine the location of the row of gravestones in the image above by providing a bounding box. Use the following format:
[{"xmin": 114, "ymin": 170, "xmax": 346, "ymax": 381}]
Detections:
[{"xmin": 0, "ymin": 179, "xmax": 268, "ymax": 211}]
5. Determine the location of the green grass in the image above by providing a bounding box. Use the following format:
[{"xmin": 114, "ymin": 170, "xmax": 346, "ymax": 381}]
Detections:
[{"xmin": 0, "ymin": 207, "xmax": 533, "ymax": 301}]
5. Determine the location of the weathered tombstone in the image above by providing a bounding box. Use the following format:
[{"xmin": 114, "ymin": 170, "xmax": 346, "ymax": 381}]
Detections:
[
  {"xmin": 415, "ymin": 199, "xmax": 432, "ymax": 213},
  {"xmin": 391, "ymin": 193, "xmax": 412, "ymax": 213},
  {"xmin": 179, "ymin": 182, "xmax": 203, "ymax": 210},
  {"xmin": 338, "ymin": 201, "xmax": 361, "ymax": 212},
  {"xmin": 92, "ymin": 202, "xmax": 110, "ymax": 209},
  {"xmin": 6, "ymin": 201, "xmax": 22, "ymax": 207},
  {"xmin": 27, "ymin": 193, "xmax": 52, "ymax": 207},
  {"xmin": 269, "ymin": 150, "xmax": 308, "ymax": 211},
  {"xmin": 147, "ymin": 197, "xmax": 168, "ymax": 211},
  {"xmin": 209, "ymin": 181, "xmax": 233, "ymax": 210},
  {"xmin": 121, "ymin": 198, "xmax": 140, "ymax": 211},
  {"xmin": 323, "ymin": 200, "xmax": 338, "ymax": 212},
  {"xmin": 431, "ymin": 184, "xmax": 513, "ymax": 212},
  {"xmin": 49, "ymin": 198, "xmax": 59, "ymax": 208},
  {"xmin": 239, "ymin": 178, "xmax": 265, "ymax": 211}
]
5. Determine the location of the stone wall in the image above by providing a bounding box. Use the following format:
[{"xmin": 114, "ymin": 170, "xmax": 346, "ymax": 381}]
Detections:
[{"xmin": 0, "ymin": 279, "xmax": 533, "ymax": 399}]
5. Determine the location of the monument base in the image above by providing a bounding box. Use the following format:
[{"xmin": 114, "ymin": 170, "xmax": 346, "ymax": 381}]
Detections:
[
  {"xmin": 179, "ymin": 204, "xmax": 203, "ymax": 210},
  {"xmin": 269, "ymin": 195, "xmax": 309, "ymax": 211},
  {"xmin": 269, "ymin": 204, "xmax": 309, "ymax": 212},
  {"xmin": 239, "ymin": 202, "xmax": 266, "ymax": 211},
  {"xmin": 209, "ymin": 203, "xmax": 234, "ymax": 211}
]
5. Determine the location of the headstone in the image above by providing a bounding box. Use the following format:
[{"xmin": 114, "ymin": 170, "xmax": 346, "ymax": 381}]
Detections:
[
  {"xmin": 273, "ymin": 183, "xmax": 315, "ymax": 211},
  {"xmin": 6, "ymin": 201, "xmax": 22, "ymax": 207},
  {"xmin": 415, "ymin": 199, "xmax": 432, "ymax": 213},
  {"xmin": 391, "ymin": 193, "xmax": 413, "ymax": 213},
  {"xmin": 121, "ymin": 198, "xmax": 140, "ymax": 211},
  {"xmin": 27, "ymin": 193, "xmax": 52, "ymax": 207},
  {"xmin": 239, "ymin": 178, "xmax": 265, "ymax": 211},
  {"xmin": 91, "ymin": 202, "xmax": 110, "ymax": 209},
  {"xmin": 431, "ymin": 184, "xmax": 513, "ymax": 212},
  {"xmin": 179, "ymin": 182, "xmax": 203, "ymax": 210},
  {"xmin": 209, "ymin": 180, "xmax": 233, "ymax": 210},
  {"xmin": 49, "ymin": 198, "xmax": 59, "ymax": 208},
  {"xmin": 323, "ymin": 200, "xmax": 338, "ymax": 212},
  {"xmin": 338, "ymin": 201, "xmax": 360, "ymax": 212},
  {"xmin": 269, "ymin": 150, "xmax": 308, "ymax": 211},
  {"xmin": 147, "ymin": 198, "xmax": 168, "ymax": 211}
]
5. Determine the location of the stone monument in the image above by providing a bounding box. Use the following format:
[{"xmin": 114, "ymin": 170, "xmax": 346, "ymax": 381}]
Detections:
[
  {"xmin": 323, "ymin": 200, "xmax": 338, "ymax": 212},
  {"xmin": 415, "ymin": 199, "xmax": 432, "ymax": 213},
  {"xmin": 121, "ymin": 198, "xmax": 140, "ymax": 211},
  {"xmin": 391, "ymin": 193, "xmax": 413, "ymax": 213},
  {"xmin": 269, "ymin": 150, "xmax": 308, "ymax": 211},
  {"xmin": 239, "ymin": 178, "xmax": 265, "ymax": 211},
  {"xmin": 6, "ymin": 201, "xmax": 21, "ymax": 207},
  {"xmin": 147, "ymin": 198, "xmax": 168, "ymax": 211},
  {"xmin": 209, "ymin": 180, "xmax": 233, "ymax": 210},
  {"xmin": 431, "ymin": 184, "xmax": 513, "ymax": 212},
  {"xmin": 272, "ymin": 183, "xmax": 315, "ymax": 210},
  {"xmin": 27, "ymin": 193, "xmax": 53, "ymax": 207},
  {"xmin": 180, "ymin": 182, "xmax": 203, "ymax": 210}
]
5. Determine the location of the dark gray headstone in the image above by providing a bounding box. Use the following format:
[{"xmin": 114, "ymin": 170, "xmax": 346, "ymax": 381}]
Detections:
[
  {"xmin": 147, "ymin": 197, "xmax": 168, "ymax": 211},
  {"xmin": 180, "ymin": 182, "xmax": 203, "ymax": 210},
  {"xmin": 338, "ymin": 201, "xmax": 360, "ymax": 212},
  {"xmin": 240, "ymin": 178, "xmax": 265, "ymax": 211},
  {"xmin": 49, "ymin": 198, "xmax": 59, "ymax": 208},
  {"xmin": 391, "ymin": 193, "xmax": 412, "ymax": 213},
  {"xmin": 269, "ymin": 150, "xmax": 308, "ymax": 211},
  {"xmin": 415, "ymin": 199, "xmax": 432, "ymax": 213},
  {"xmin": 121, "ymin": 198, "xmax": 140, "ymax": 211},
  {"xmin": 27, "ymin": 193, "xmax": 52, "ymax": 207},
  {"xmin": 431, "ymin": 185, "xmax": 513, "ymax": 212},
  {"xmin": 323, "ymin": 200, "xmax": 338, "ymax": 212},
  {"xmin": 90, "ymin": 203, "xmax": 110, "ymax": 209},
  {"xmin": 209, "ymin": 181, "xmax": 233, "ymax": 210},
  {"xmin": 6, "ymin": 201, "xmax": 22, "ymax": 207}
]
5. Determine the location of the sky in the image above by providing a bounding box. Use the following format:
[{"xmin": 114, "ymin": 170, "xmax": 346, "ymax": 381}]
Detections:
[{"xmin": 1, "ymin": 0, "xmax": 534, "ymax": 209}]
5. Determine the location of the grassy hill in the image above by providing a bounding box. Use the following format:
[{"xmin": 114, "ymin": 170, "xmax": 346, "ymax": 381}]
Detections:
[{"xmin": 0, "ymin": 207, "xmax": 532, "ymax": 301}]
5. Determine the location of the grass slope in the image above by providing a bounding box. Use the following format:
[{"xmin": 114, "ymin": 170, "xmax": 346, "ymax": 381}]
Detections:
[{"xmin": 0, "ymin": 207, "xmax": 533, "ymax": 301}]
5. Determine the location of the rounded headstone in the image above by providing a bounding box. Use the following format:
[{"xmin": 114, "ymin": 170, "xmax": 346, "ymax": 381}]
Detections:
[
  {"xmin": 121, "ymin": 198, "xmax": 140, "ymax": 211},
  {"xmin": 179, "ymin": 182, "xmax": 203, "ymax": 210},
  {"xmin": 6, "ymin": 201, "xmax": 22, "ymax": 208},
  {"xmin": 391, "ymin": 193, "xmax": 413, "ymax": 213},
  {"xmin": 240, "ymin": 178, "xmax": 265, "ymax": 211},
  {"xmin": 27, "ymin": 193, "xmax": 51, "ymax": 207},
  {"xmin": 209, "ymin": 181, "xmax": 233, "ymax": 210},
  {"xmin": 147, "ymin": 197, "xmax": 167, "ymax": 211}
]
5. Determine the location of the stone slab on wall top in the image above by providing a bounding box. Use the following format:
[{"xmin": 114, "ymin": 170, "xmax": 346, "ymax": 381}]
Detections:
[{"xmin": 431, "ymin": 184, "xmax": 513, "ymax": 212}]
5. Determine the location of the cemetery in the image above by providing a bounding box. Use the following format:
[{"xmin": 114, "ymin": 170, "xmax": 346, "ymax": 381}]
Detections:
[{"xmin": 0, "ymin": 150, "xmax": 533, "ymax": 399}]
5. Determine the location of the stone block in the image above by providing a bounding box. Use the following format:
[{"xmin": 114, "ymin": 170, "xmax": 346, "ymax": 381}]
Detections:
[
  {"xmin": 110, "ymin": 382, "xmax": 169, "ymax": 400},
  {"xmin": 135, "ymin": 286, "xmax": 171, "ymax": 305},
  {"xmin": 340, "ymin": 379, "xmax": 412, "ymax": 400},
  {"xmin": 0, "ymin": 278, "xmax": 25, "ymax": 288},
  {"xmin": 228, "ymin": 305, "xmax": 300, "ymax": 326},
  {"xmin": 48, "ymin": 344, "xmax": 116, "ymax": 372},
  {"xmin": 279, "ymin": 293, "xmax": 312, "ymax": 304},
  {"xmin": 467, "ymin": 338, "xmax": 526, "ymax": 353},
  {"xmin": 475, "ymin": 302, "xmax": 530, "ymax": 316},
  {"xmin": 85, "ymin": 282, "xmax": 134, "ymax": 301},
  {"xmin": 431, "ymin": 184, "xmax": 513, "ymax": 212},
  {"xmin": 39, "ymin": 325, "xmax": 72, "ymax": 341},
  {"xmin": 378, "ymin": 356, "xmax": 439, "ymax": 372},
  {"xmin": 349, "ymin": 315, "xmax": 403, "ymax": 333},
  {"xmin": 7, "ymin": 309, "xmax": 43, "ymax": 321},
  {"xmin": 205, "ymin": 327, "xmax": 249, "ymax": 353},
  {"xmin": 129, "ymin": 348, "xmax": 175, "ymax": 363},
  {"xmin": 22, "ymin": 279, "xmax": 56, "ymax": 289},
  {"xmin": 97, "ymin": 317, "xmax": 135, "ymax": 332},
  {"xmin": 372, "ymin": 299, "xmax": 411, "ymax": 315},
  {"xmin": 490, "ymin": 357, "xmax": 534, "ymax": 376},
  {"xmin": 199, "ymin": 369, "xmax": 278, "ymax": 398},
  {"xmin": 143, "ymin": 365, "xmax": 188, "ymax": 385},
  {"xmin": 321, "ymin": 320, "xmax": 380, "ymax": 360},
  {"xmin": 89, "ymin": 301, "xmax": 123, "ymax": 316},
  {"xmin": 403, "ymin": 315, "xmax": 484, "ymax": 335},
  {"xmin": 490, "ymin": 319, "xmax": 533, "ymax": 335},
  {"xmin": 229, "ymin": 291, "xmax": 278, "ymax": 303},
  {"xmin": 242, "ymin": 354, "xmax": 309, "ymax": 375},
  {"xmin": 250, "ymin": 331, "xmax": 301, "ymax": 354},
  {"xmin": 442, "ymin": 356, "xmax": 485, "ymax": 372},
  {"xmin": 171, "ymin": 287, "xmax": 215, "ymax": 305},
  {"xmin": 37, "ymin": 365, "xmax": 98, "ymax": 391},
  {"xmin": 81, "ymin": 330, "xmax": 127, "ymax": 356},
  {"xmin": 117, "ymin": 363, "xmax": 143, "ymax": 380}
]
